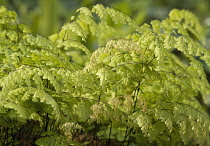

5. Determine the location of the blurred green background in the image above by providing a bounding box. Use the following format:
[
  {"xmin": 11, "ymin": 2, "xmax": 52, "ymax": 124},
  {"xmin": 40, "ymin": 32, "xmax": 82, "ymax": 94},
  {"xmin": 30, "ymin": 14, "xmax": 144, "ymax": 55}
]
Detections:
[
  {"xmin": 0, "ymin": 0, "xmax": 209, "ymax": 40},
  {"xmin": 1, "ymin": 0, "xmax": 210, "ymax": 110}
]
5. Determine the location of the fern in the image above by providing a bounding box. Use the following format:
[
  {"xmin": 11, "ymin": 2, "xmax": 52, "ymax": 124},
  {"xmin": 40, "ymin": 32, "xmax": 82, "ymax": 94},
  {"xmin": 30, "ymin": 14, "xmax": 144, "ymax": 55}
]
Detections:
[{"xmin": 0, "ymin": 4, "xmax": 209, "ymax": 146}]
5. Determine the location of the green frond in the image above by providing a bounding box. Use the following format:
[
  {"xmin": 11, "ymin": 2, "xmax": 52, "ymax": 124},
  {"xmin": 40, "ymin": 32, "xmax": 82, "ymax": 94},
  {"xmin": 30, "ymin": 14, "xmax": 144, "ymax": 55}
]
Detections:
[
  {"xmin": 59, "ymin": 21, "xmax": 87, "ymax": 41},
  {"xmin": 77, "ymin": 7, "xmax": 93, "ymax": 18},
  {"xmin": 0, "ymin": 6, "xmax": 16, "ymax": 25},
  {"xmin": 92, "ymin": 4, "xmax": 108, "ymax": 23},
  {"xmin": 106, "ymin": 6, "xmax": 138, "ymax": 27},
  {"xmin": 169, "ymin": 9, "xmax": 205, "ymax": 41},
  {"xmin": 57, "ymin": 39, "xmax": 91, "ymax": 58}
]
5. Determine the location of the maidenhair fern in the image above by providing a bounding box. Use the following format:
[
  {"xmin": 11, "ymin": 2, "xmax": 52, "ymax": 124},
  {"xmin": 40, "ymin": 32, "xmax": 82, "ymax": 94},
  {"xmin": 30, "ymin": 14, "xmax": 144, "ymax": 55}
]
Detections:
[{"xmin": 0, "ymin": 4, "xmax": 209, "ymax": 146}]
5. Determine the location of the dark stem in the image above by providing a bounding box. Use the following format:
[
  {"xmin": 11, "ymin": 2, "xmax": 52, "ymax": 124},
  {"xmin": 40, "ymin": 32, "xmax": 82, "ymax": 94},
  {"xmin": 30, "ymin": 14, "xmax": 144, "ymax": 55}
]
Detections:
[
  {"xmin": 107, "ymin": 120, "xmax": 112, "ymax": 145},
  {"xmin": 93, "ymin": 121, "xmax": 98, "ymax": 146},
  {"xmin": 3, "ymin": 127, "xmax": 8, "ymax": 145},
  {"xmin": 49, "ymin": 119, "xmax": 56, "ymax": 130},
  {"xmin": 44, "ymin": 113, "xmax": 49, "ymax": 131},
  {"xmin": 98, "ymin": 94, "xmax": 101, "ymax": 102},
  {"xmin": 126, "ymin": 128, "xmax": 133, "ymax": 146},
  {"xmin": 123, "ymin": 125, "xmax": 129, "ymax": 143},
  {"xmin": 133, "ymin": 81, "xmax": 141, "ymax": 113}
]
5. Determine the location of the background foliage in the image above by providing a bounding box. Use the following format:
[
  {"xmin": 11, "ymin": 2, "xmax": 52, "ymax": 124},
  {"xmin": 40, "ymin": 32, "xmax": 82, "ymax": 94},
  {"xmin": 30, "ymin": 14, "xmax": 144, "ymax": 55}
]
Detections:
[{"xmin": 1, "ymin": 0, "xmax": 210, "ymax": 38}]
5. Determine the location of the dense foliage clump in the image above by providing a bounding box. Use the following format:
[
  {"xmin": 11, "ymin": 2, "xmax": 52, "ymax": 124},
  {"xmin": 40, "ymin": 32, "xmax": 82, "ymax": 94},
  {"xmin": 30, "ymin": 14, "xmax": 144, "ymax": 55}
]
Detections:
[{"xmin": 0, "ymin": 5, "xmax": 209, "ymax": 145}]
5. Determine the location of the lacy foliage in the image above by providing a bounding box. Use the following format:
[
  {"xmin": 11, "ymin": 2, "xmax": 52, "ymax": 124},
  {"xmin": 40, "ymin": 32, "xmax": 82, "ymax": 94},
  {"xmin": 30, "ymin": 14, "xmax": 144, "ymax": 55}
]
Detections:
[{"xmin": 0, "ymin": 5, "xmax": 209, "ymax": 145}]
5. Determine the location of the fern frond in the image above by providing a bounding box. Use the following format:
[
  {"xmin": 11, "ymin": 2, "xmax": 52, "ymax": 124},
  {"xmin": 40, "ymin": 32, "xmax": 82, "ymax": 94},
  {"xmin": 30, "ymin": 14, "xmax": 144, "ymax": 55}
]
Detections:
[
  {"xmin": 169, "ymin": 9, "xmax": 204, "ymax": 41},
  {"xmin": 57, "ymin": 39, "xmax": 91, "ymax": 58},
  {"xmin": 0, "ymin": 6, "xmax": 16, "ymax": 24},
  {"xmin": 59, "ymin": 21, "xmax": 87, "ymax": 41}
]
